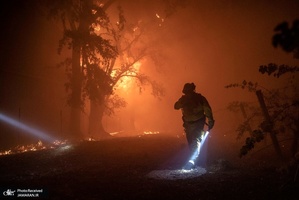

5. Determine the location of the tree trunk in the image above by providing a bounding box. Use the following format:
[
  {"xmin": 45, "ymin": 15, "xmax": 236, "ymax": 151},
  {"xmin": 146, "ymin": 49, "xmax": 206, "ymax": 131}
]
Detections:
[
  {"xmin": 69, "ymin": 41, "xmax": 82, "ymax": 138},
  {"xmin": 69, "ymin": 0, "xmax": 90, "ymax": 139},
  {"xmin": 88, "ymin": 99, "xmax": 111, "ymax": 139},
  {"xmin": 256, "ymin": 90, "xmax": 283, "ymax": 158}
]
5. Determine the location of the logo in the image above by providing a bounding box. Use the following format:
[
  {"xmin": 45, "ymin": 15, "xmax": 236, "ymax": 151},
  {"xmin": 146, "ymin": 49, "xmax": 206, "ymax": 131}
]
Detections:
[{"xmin": 3, "ymin": 189, "xmax": 16, "ymax": 196}]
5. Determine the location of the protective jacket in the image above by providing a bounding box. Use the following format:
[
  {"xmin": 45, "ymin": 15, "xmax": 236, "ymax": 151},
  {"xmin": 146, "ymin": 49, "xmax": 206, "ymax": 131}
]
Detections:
[{"xmin": 174, "ymin": 92, "xmax": 214, "ymax": 124}]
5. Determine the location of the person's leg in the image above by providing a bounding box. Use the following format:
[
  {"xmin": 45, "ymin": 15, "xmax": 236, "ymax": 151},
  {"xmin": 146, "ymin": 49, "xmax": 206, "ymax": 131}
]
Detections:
[
  {"xmin": 184, "ymin": 122, "xmax": 197, "ymax": 153},
  {"xmin": 183, "ymin": 122, "xmax": 197, "ymax": 169},
  {"xmin": 183, "ymin": 120, "xmax": 204, "ymax": 169},
  {"xmin": 190, "ymin": 119, "xmax": 206, "ymax": 166}
]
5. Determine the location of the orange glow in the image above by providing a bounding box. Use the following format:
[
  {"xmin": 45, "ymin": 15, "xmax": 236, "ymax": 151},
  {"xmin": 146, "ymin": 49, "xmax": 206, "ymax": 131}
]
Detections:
[
  {"xmin": 0, "ymin": 140, "xmax": 67, "ymax": 156},
  {"xmin": 155, "ymin": 13, "xmax": 164, "ymax": 26},
  {"xmin": 114, "ymin": 61, "xmax": 141, "ymax": 91},
  {"xmin": 93, "ymin": 25, "xmax": 101, "ymax": 32},
  {"xmin": 143, "ymin": 131, "xmax": 160, "ymax": 135}
]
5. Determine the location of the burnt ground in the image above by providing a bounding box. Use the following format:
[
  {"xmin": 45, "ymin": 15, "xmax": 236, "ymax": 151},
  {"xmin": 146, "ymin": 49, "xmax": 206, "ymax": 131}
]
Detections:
[{"xmin": 0, "ymin": 133, "xmax": 298, "ymax": 200}]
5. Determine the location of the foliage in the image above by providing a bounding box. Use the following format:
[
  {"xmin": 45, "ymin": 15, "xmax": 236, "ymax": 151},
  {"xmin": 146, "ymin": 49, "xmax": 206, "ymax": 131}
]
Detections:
[
  {"xmin": 46, "ymin": 0, "xmax": 165, "ymax": 111},
  {"xmin": 259, "ymin": 63, "xmax": 299, "ymax": 78},
  {"xmin": 226, "ymin": 79, "xmax": 298, "ymax": 157},
  {"xmin": 226, "ymin": 19, "xmax": 299, "ymax": 158},
  {"xmin": 227, "ymin": 101, "xmax": 261, "ymax": 139},
  {"xmin": 239, "ymin": 130, "xmax": 264, "ymax": 157},
  {"xmin": 225, "ymin": 80, "xmax": 258, "ymax": 92},
  {"xmin": 83, "ymin": 64, "xmax": 114, "ymax": 102},
  {"xmin": 272, "ymin": 19, "xmax": 299, "ymax": 58},
  {"xmin": 44, "ymin": 0, "xmax": 118, "ymax": 110},
  {"xmin": 95, "ymin": 5, "xmax": 165, "ymax": 113},
  {"xmin": 105, "ymin": 94, "xmax": 127, "ymax": 116}
]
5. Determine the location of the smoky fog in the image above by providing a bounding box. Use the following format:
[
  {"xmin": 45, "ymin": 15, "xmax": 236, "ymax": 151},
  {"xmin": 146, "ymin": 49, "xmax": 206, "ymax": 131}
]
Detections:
[{"xmin": 0, "ymin": 0, "xmax": 298, "ymax": 151}]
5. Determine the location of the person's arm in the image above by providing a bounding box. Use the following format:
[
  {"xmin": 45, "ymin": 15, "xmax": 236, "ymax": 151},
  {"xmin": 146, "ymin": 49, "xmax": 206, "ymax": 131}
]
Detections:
[
  {"xmin": 202, "ymin": 96, "xmax": 215, "ymax": 129},
  {"xmin": 174, "ymin": 96, "xmax": 184, "ymax": 110}
]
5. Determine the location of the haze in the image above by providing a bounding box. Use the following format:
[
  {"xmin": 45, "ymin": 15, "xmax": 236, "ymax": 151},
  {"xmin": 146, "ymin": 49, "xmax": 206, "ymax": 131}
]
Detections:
[{"xmin": 0, "ymin": 0, "xmax": 298, "ymax": 149}]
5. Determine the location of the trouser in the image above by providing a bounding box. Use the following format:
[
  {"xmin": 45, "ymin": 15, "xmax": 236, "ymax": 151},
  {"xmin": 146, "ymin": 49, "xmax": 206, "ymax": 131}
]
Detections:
[{"xmin": 183, "ymin": 117, "xmax": 206, "ymax": 163}]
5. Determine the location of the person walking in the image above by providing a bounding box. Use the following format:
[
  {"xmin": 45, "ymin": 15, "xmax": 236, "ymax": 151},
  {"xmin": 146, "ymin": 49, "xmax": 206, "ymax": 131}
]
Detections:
[{"xmin": 174, "ymin": 83, "xmax": 215, "ymax": 170}]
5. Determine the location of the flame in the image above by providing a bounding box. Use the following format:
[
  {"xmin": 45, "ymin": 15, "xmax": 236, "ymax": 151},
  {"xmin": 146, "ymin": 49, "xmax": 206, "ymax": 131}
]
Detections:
[
  {"xmin": 87, "ymin": 137, "xmax": 95, "ymax": 141},
  {"xmin": 143, "ymin": 131, "xmax": 160, "ymax": 135},
  {"xmin": 0, "ymin": 140, "xmax": 67, "ymax": 156},
  {"xmin": 113, "ymin": 61, "xmax": 141, "ymax": 91},
  {"xmin": 93, "ymin": 25, "xmax": 101, "ymax": 32},
  {"xmin": 156, "ymin": 13, "xmax": 164, "ymax": 26},
  {"xmin": 133, "ymin": 26, "xmax": 138, "ymax": 32}
]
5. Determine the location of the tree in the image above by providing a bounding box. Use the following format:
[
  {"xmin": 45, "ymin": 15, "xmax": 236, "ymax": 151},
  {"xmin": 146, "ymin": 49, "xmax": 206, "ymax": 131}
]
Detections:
[
  {"xmin": 272, "ymin": 19, "xmax": 299, "ymax": 59},
  {"xmin": 86, "ymin": 5, "xmax": 166, "ymax": 138},
  {"xmin": 225, "ymin": 19, "xmax": 299, "ymax": 159},
  {"xmin": 44, "ymin": 0, "xmax": 118, "ymax": 138},
  {"xmin": 255, "ymin": 19, "xmax": 299, "ymax": 157},
  {"xmin": 226, "ymin": 79, "xmax": 298, "ymax": 158},
  {"xmin": 44, "ymin": 0, "xmax": 169, "ymax": 138},
  {"xmin": 85, "ymin": 0, "xmax": 192, "ymax": 138}
]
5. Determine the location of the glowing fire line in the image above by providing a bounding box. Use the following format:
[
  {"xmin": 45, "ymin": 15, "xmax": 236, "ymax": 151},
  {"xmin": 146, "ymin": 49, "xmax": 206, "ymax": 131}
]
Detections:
[{"xmin": 0, "ymin": 140, "xmax": 67, "ymax": 156}]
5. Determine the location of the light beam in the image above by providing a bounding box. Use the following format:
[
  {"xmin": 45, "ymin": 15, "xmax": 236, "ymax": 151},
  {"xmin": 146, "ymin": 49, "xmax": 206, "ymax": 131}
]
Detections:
[
  {"xmin": 184, "ymin": 130, "xmax": 210, "ymax": 170},
  {"xmin": 0, "ymin": 113, "xmax": 56, "ymax": 143}
]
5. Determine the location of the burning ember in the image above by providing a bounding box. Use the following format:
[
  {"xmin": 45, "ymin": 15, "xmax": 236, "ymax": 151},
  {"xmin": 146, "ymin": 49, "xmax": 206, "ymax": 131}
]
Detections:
[
  {"xmin": 143, "ymin": 131, "xmax": 160, "ymax": 135},
  {"xmin": 83, "ymin": 130, "xmax": 160, "ymax": 141},
  {"xmin": 0, "ymin": 140, "xmax": 67, "ymax": 156}
]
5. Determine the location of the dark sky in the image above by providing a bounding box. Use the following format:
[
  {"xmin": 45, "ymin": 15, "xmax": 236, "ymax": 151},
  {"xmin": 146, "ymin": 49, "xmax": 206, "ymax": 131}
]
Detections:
[
  {"xmin": 0, "ymin": 0, "xmax": 67, "ymax": 146},
  {"xmin": 0, "ymin": 0, "xmax": 298, "ymax": 147}
]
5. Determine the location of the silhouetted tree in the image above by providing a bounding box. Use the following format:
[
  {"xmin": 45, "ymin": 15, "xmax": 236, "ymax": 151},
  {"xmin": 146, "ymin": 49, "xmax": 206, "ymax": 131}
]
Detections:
[
  {"xmin": 87, "ymin": 5, "xmax": 166, "ymax": 137},
  {"xmin": 272, "ymin": 19, "xmax": 299, "ymax": 59},
  {"xmin": 259, "ymin": 19, "xmax": 299, "ymax": 78},
  {"xmin": 86, "ymin": 0, "xmax": 189, "ymax": 137},
  {"xmin": 225, "ymin": 19, "xmax": 299, "ymax": 158},
  {"xmin": 259, "ymin": 63, "xmax": 299, "ymax": 78},
  {"xmin": 226, "ymin": 80, "xmax": 298, "ymax": 158},
  {"xmin": 44, "ymin": 0, "xmax": 170, "ymax": 138},
  {"xmin": 44, "ymin": 0, "xmax": 117, "ymax": 138}
]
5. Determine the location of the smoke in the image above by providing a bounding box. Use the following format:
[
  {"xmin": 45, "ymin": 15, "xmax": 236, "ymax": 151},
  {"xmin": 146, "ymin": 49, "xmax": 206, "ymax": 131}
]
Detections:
[
  {"xmin": 111, "ymin": 0, "xmax": 299, "ymax": 137},
  {"xmin": 1, "ymin": 0, "xmax": 298, "ymax": 149}
]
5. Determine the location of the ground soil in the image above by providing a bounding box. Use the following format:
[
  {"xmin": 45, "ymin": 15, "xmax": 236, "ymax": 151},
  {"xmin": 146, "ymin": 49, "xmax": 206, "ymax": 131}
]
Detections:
[{"xmin": 0, "ymin": 133, "xmax": 298, "ymax": 200}]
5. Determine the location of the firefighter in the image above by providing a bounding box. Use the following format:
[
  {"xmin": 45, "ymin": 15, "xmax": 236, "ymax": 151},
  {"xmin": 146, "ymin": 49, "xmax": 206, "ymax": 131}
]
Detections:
[{"xmin": 174, "ymin": 82, "xmax": 214, "ymax": 170}]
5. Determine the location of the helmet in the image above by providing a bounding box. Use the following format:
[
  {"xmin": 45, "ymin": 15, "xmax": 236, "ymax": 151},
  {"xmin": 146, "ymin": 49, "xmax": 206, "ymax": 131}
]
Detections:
[{"xmin": 182, "ymin": 83, "xmax": 196, "ymax": 94}]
